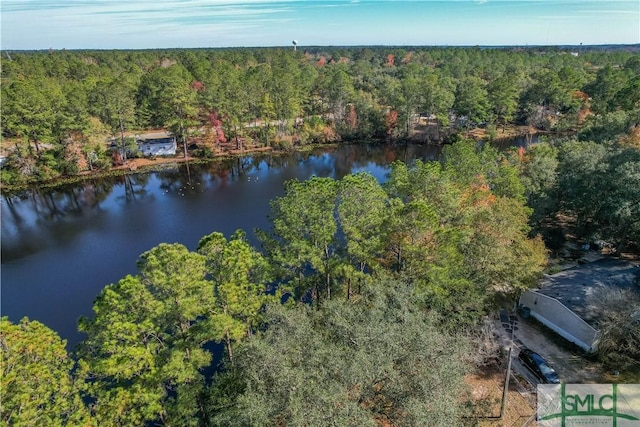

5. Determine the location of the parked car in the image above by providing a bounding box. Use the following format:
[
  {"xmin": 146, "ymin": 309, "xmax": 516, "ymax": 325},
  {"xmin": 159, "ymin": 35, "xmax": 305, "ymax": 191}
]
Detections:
[{"xmin": 518, "ymin": 348, "xmax": 560, "ymax": 384}]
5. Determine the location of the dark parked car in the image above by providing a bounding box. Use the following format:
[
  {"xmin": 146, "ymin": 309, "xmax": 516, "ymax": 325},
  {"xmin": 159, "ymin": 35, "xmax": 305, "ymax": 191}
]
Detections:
[{"xmin": 518, "ymin": 348, "xmax": 561, "ymax": 384}]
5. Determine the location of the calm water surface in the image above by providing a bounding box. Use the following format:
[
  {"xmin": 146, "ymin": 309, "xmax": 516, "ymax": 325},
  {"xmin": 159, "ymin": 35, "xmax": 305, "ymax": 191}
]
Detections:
[{"xmin": 2, "ymin": 144, "xmax": 444, "ymax": 348}]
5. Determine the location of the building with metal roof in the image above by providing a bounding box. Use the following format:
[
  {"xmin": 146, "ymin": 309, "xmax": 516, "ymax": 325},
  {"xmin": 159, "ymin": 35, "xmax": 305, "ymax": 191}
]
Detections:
[{"xmin": 519, "ymin": 258, "xmax": 640, "ymax": 352}]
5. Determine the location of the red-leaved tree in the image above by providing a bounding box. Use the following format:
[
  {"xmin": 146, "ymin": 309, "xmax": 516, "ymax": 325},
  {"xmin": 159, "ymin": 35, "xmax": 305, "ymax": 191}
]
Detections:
[
  {"xmin": 386, "ymin": 54, "xmax": 395, "ymax": 67},
  {"xmin": 207, "ymin": 110, "xmax": 227, "ymax": 148},
  {"xmin": 345, "ymin": 104, "xmax": 358, "ymax": 131},
  {"xmin": 191, "ymin": 80, "xmax": 206, "ymax": 92},
  {"xmin": 385, "ymin": 110, "xmax": 398, "ymax": 137}
]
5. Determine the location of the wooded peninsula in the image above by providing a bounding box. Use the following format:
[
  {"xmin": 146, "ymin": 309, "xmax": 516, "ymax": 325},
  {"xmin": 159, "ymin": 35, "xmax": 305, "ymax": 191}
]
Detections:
[{"xmin": 1, "ymin": 46, "xmax": 639, "ymax": 426}]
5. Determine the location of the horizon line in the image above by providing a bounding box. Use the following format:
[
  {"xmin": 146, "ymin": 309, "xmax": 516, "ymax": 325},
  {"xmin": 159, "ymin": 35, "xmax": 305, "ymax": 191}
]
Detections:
[{"xmin": 3, "ymin": 43, "xmax": 640, "ymax": 52}]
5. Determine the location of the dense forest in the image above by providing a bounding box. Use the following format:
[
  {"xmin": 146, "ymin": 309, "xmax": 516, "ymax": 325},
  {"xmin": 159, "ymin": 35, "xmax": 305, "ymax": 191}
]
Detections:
[
  {"xmin": 1, "ymin": 46, "xmax": 639, "ymax": 187},
  {"xmin": 2, "ymin": 46, "xmax": 640, "ymax": 426},
  {"xmin": 1, "ymin": 139, "xmax": 546, "ymax": 426},
  {"xmin": 3, "ymin": 137, "xmax": 640, "ymax": 425}
]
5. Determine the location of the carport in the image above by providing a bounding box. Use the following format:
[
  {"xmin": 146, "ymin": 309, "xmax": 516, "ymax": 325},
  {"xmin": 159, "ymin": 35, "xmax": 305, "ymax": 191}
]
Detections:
[{"xmin": 519, "ymin": 258, "xmax": 640, "ymax": 352}]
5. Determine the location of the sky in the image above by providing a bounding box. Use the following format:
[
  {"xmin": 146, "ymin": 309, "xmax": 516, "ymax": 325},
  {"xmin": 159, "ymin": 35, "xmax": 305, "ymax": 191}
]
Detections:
[{"xmin": 1, "ymin": 0, "xmax": 639, "ymax": 50}]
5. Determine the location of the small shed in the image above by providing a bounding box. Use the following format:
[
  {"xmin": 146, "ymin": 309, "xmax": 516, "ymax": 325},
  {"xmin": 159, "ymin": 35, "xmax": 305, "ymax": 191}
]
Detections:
[
  {"xmin": 137, "ymin": 136, "xmax": 176, "ymax": 156},
  {"xmin": 519, "ymin": 258, "xmax": 640, "ymax": 352}
]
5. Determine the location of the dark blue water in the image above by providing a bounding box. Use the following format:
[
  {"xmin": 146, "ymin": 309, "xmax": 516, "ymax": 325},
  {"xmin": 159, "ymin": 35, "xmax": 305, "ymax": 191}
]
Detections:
[{"xmin": 1, "ymin": 144, "xmax": 445, "ymax": 348}]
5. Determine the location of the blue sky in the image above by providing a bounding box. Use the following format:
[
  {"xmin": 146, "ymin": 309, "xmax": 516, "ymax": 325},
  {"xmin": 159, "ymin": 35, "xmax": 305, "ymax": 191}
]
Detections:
[{"xmin": 1, "ymin": 1, "xmax": 638, "ymax": 50}]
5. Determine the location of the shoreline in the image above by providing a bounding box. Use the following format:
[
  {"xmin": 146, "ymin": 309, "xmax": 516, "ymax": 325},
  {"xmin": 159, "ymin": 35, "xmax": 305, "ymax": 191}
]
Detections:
[
  {"xmin": 0, "ymin": 144, "xmax": 330, "ymax": 194},
  {"xmin": 0, "ymin": 127, "xmax": 543, "ymax": 194}
]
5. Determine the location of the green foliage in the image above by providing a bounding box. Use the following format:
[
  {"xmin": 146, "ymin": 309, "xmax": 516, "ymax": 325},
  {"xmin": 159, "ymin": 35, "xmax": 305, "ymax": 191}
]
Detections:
[
  {"xmin": 420, "ymin": 73, "xmax": 455, "ymax": 128},
  {"xmin": 204, "ymin": 60, "xmax": 249, "ymax": 149},
  {"xmin": 9, "ymin": 45, "xmax": 640, "ymax": 424},
  {"xmin": 337, "ymin": 173, "xmax": 390, "ymax": 299},
  {"xmin": 207, "ymin": 279, "xmax": 471, "ymax": 427},
  {"xmin": 77, "ymin": 275, "xmax": 170, "ymax": 426},
  {"xmin": 1, "ymin": 317, "xmax": 91, "ymax": 427},
  {"xmin": 269, "ymin": 54, "xmax": 305, "ymax": 135},
  {"xmin": 591, "ymin": 287, "xmax": 640, "ymax": 371},
  {"xmin": 384, "ymin": 162, "xmax": 470, "ymax": 319},
  {"xmin": 350, "ymin": 91, "xmax": 385, "ymax": 140},
  {"xmin": 459, "ymin": 195, "xmax": 546, "ymax": 296},
  {"xmin": 298, "ymin": 116, "xmax": 338, "ymax": 144},
  {"xmin": 488, "ymin": 74, "xmax": 520, "ymax": 128},
  {"xmin": 517, "ymin": 137, "xmax": 640, "ymax": 251},
  {"xmin": 453, "ymin": 76, "xmax": 489, "ymax": 127},
  {"xmin": 557, "ymin": 140, "xmax": 609, "ymax": 219},
  {"xmin": 616, "ymin": 74, "xmax": 640, "ymax": 113},
  {"xmin": 586, "ymin": 65, "xmax": 628, "ymax": 115},
  {"xmin": 578, "ymin": 110, "xmax": 636, "ymax": 142},
  {"xmin": 261, "ymin": 177, "xmax": 340, "ymax": 301},
  {"xmin": 1, "ymin": 76, "xmax": 70, "ymax": 180},
  {"xmin": 2, "ymin": 77, "xmax": 64, "ymax": 149},
  {"xmin": 337, "ymin": 173, "xmax": 390, "ymax": 279},
  {"xmin": 260, "ymin": 143, "xmax": 544, "ymax": 326},
  {"xmin": 1, "ymin": 146, "xmax": 554, "ymax": 426},
  {"xmin": 92, "ymin": 75, "xmax": 137, "ymax": 162},
  {"xmin": 138, "ymin": 65, "xmax": 199, "ymax": 156},
  {"xmin": 386, "ymin": 149, "xmax": 545, "ymax": 321},
  {"xmin": 197, "ymin": 230, "xmax": 274, "ymax": 362},
  {"xmin": 518, "ymin": 142, "xmax": 560, "ymax": 228},
  {"xmin": 317, "ymin": 65, "xmax": 356, "ymax": 124},
  {"xmin": 443, "ymin": 138, "xmax": 526, "ymax": 201},
  {"xmin": 520, "ymin": 68, "xmax": 580, "ymax": 130},
  {"xmin": 73, "ymin": 235, "xmax": 277, "ymax": 425},
  {"xmin": 385, "ymin": 159, "xmax": 461, "ymax": 219},
  {"xmin": 3, "ymin": 47, "xmax": 640, "ymax": 184},
  {"xmin": 78, "ymin": 244, "xmax": 213, "ymax": 426}
]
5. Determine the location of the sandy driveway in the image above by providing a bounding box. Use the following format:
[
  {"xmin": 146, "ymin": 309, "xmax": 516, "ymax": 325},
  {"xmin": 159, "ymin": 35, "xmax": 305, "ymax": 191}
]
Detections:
[{"xmin": 493, "ymin": 310, "xmax": 606, "ymax": 385}]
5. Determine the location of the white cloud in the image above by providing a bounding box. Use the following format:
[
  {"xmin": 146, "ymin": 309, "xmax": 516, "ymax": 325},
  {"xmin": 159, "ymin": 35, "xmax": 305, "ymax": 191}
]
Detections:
[
  {"xmin": 581, "ymin": 10, "xmax": 640, "ymax": 14},
  {"xmin": 2, "ymin": 0, "xmax": 638, "ymax": 49},
  {"xmin": 1, "ymin": 0, "xmax": 301, "ymax": 49}
]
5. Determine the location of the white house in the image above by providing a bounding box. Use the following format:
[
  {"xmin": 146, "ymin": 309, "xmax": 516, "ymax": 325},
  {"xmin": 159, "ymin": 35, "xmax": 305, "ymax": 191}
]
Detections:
[
  {"xmin": 519, "ymin": 258, "xmax": 640, "ymax": 352},
  {"xmin": 136, "ymin": 136, "xmax": 177, "ymax": 156}
]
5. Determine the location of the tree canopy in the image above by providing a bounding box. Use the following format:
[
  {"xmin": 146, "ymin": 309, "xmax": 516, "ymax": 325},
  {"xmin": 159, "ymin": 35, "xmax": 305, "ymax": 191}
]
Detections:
[
  {"xmin": 207, "ymin": 279, "xmax": 471, "ymax": 427},
  {"xmin": 2, "ymin": 46, "xmax": 638, "ymax": 188},
  {"xmin": 1, "ymin": 317, "xmax": 90, "ymax": 427},
  {"xmin": 3, "ymin": 44, "xmax": 640, "ymax": 425}
]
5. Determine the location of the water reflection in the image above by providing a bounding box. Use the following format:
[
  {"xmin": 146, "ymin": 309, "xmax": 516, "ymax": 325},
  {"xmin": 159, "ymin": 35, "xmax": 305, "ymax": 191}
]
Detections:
[{"xmin": 0, "ymin": 143, "xmax": 443, "ymax": 346}]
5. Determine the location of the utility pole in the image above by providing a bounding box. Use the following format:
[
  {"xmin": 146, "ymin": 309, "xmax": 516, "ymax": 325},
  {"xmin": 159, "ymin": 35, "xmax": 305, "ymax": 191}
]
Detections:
[
  {"xmin": 500, "ymin": 313, "xmax": 516, "ymax": 418},
  {"xmin": 500, "ymin": 346, "xmax": 513, "ymax": 418}
]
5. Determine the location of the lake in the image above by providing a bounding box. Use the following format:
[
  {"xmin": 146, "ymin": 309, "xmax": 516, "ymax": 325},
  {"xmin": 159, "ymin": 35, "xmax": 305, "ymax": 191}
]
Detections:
[{"xmin": 1, "ymin": 143, "xmax": 448, "ymax": 348}]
